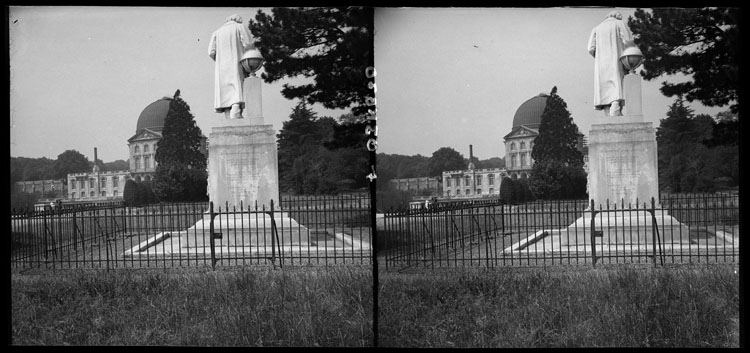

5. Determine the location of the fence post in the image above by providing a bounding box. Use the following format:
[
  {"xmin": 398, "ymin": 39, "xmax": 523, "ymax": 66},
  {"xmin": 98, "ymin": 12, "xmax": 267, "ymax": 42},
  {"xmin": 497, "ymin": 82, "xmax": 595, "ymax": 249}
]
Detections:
[
  {"xmin": 209, "ymin": 202, "xmax": 216, "ymax": 270},
  {"xmin": 590, "ymin": 199, "xmax": 597, "ymax": 267}
]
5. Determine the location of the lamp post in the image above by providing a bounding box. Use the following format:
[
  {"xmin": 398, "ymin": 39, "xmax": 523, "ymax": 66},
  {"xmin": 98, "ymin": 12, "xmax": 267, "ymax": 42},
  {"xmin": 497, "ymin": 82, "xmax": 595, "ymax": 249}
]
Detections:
[
  {"xmin": 240, "ymin": 48, "xmax": 264, "ymax": 77},
  {"xmin": 620, "ymin": 46, "xmax": 644, "ymax": 74},
  {"xmin": 619, "ymin": 46, "xmax": 644, "ymax": 117}
]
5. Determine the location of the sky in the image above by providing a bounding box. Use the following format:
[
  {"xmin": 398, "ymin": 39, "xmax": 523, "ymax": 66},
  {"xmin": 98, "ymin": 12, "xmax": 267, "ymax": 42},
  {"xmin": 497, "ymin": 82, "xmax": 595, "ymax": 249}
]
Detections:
[
  {"xmin": 9, "ymin": 6, "xmax": 347, "ymax": 162},
  {"xmin": 373, "ymin": 7, "xmax": 729, "ymax": 160},
  {"xmin": 10, "ymin": 7, "xmax": 731, "ymax": 164}
]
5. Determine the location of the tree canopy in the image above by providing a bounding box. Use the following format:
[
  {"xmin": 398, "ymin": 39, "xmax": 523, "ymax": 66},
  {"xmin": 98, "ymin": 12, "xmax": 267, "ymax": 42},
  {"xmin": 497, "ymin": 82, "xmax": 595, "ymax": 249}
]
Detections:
[
  {"xmin": 629, "ymin": 8, "xmax": 739, "ymax": 114},
  {"xmin": 277, "ymin": 101, "xmax": 369, "ymax": 195},
  {"xmin": 152, "ymin": 90, "xmax": 208, "ymax": 202},
  {"xmin": 53, "ymin": 150, "xmax": 90, "ymax": 179},
  {"xmin": 426, "ymin": 147, "xmax": 467, "ymax": 177},
  {"xmin": 250, "ymin": 7, "xmax": 374, "ymax": 115},
  {"xmin": 656, "ymin": 98, "xmax": 738, "ymax": 192},
  {"xmin": 529, "ymin": 87, "xmax": 587, "ymax": 200}
]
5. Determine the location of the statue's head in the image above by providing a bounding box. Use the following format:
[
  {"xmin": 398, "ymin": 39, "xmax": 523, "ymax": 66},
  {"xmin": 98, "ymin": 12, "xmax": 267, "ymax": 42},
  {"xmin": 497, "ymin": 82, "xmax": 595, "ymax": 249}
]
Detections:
[
  {"xmin": 226, "ymin": 14, "xmax": 243, "ymax": 24},
  {"xmin": 606, "ymin": 11, "xmax": 623, "ymax": 20}
]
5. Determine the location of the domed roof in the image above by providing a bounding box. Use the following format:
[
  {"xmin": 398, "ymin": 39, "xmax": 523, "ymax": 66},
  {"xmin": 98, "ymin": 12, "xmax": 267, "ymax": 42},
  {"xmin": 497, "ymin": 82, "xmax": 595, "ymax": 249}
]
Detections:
[
  {"xmin": 136, "ymin": 97, "xmax": 171, "ymax": 132},
  {"xmin": 512, "ymin": 93, "xmax": 548, "ymax": 129}
]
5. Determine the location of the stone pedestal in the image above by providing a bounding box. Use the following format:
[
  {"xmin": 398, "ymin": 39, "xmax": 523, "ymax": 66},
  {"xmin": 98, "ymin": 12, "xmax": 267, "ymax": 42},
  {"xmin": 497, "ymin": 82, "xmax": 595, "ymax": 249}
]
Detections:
[
  {"xmin": 208, "ymin": 123, "xmax": 279, "ymax": 210},
  {"xmin": 587, "ymin": 117, "xmax": 658, "ymax": 208},
  {"xmin": 562, "ymin": 208, "xmax": 690, "ymax": 246},
  {"xmin": 243, "ymin": 76, "xmax": 263, "ymax": 125}
]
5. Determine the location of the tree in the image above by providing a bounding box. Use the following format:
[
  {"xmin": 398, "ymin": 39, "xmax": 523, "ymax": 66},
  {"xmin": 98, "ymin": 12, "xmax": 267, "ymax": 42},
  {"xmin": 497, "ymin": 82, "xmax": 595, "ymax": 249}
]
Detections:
[
  {"xmin": 529, "ymin": 87, "xmax": 587, "ymax": 200},
  {"xmin": 250, "ymin": 7, "xmax": 374, "ymax": 115},
  {"xmin": 154, "ymin": 90, "xmax": 206, "ymax": 170},
  {"xmin": 122, "ymin": 179, "xmax": 138, "ymax": 206},
  {"xmin": 656, "ymin": 97, "xmax": 737, "ymax": 192},
  {"xmin": 277, "ymin": 102, "xmax": 330, "ymax": 194},
  {"xmin": 103, "ymin": 160, "xmax": 130, "ymax": 172},
  {"xmin": 515, "ymin": 178, "xmax": 535, "ymax": 203},
  {"xmin": 530, "ymin": 87, "xmax": 584, "ymax": 169},
  {"xmin": 427, "ymin": 147, "xmax": 466, "ymax": 177},
  {"xmin": 628, "ymin": 8, "xmax": 739, "ymax": 113},
  {"xmin": 152, "ymin": 90, "xmax": 208, "ymax": 202},
  {"xmin": 376, "ymin": 153, "xmax": 430, "ymax": 185},
  {"xmin": 53, "ymin": 150, "xmax": 90, "ymax": 179},
  {"xmin": 499, "ymin": 177, "xmax": 516, "ymax": 203}
]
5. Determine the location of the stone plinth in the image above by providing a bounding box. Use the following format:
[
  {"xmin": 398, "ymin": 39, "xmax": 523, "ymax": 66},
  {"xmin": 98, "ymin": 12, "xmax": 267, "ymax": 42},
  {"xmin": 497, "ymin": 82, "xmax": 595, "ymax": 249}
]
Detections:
[
  {"xmin": 562, "ymin": 209, "xmax": 690, "ymax": 246},
  {"xmin": 243, "ymin": 76, "xmax": 263, "ymax": 125},
  {"xmin": 184, "ymin": 212, "xmax": 304, "ymax": 248},
  {"xmin": 587, "ymin": 119, "xmax": 658, "ymax": 208},
  {"xmin": 622, "ymin": 73, "xmax": 642, "ymax": 116},
  {"xmin": 208, "ymin": 124, "xmax": 279, "ymax": 209}
]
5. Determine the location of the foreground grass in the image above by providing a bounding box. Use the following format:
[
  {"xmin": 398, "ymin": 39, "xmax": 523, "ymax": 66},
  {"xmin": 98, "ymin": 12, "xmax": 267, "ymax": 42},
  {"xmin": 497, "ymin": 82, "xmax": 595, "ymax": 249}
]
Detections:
[
  {"xmin": 379, "ymin": 265, "xmax": 739, "ymax": 347},
  {"xmin": 11, "ymin": 267, "xmax": 372, "ymax": 346}
]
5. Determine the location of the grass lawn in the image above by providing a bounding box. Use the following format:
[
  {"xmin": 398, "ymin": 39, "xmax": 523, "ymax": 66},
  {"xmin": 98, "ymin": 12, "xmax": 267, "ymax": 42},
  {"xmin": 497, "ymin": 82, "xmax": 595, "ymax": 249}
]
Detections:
[
  {"xmin": 379, "ymin": 264, "xmax": 739, "ymax": 347},
  {"xmin": 11, "ymin": 267, "xmax": 372, "ymax": 346}
]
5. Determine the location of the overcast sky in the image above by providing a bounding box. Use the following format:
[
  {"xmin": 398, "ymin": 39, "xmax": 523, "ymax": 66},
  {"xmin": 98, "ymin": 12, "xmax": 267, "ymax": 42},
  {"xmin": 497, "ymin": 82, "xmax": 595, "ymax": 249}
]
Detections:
[
  {"xmin": 10, "ymin": 7, "xmax": 730, "ymax": 164},
  {"xmin": 9, "ymin": 6, "xmax": 346, "ymax": 162},
  {"xmin": 374, "ymin": 7, "xmax": 728, "ymax": 160}
]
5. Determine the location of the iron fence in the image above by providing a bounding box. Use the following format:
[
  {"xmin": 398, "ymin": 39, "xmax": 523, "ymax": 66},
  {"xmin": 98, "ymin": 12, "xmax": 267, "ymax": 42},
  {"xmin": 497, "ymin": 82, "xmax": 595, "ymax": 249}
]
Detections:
[
  {"xmin": 381, "ymin": 193, "xmax": 739, "ymax": 271},
  {"xmin": 11, "ymin": 194, "xmax": 372, "ymax": 270}
]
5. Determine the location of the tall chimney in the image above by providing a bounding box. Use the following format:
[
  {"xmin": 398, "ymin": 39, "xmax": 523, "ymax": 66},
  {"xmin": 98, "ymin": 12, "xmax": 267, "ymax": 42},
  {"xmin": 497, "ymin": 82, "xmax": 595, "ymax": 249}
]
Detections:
[{"xmin": 94, "ymin": 147, "xmax": 98, "ymax": 163}]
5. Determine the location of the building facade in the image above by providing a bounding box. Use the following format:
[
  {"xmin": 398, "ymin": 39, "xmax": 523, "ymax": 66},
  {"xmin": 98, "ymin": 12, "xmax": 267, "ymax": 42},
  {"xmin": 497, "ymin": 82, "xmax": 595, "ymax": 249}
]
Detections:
[
  {"xmin": 15, "ymin": 179, "xmax": 66, "ymax": 199},
  {"xmin": 127, "ymin": 96, "xmax": 208, "ymax": 182},
  {"xmin": 442, "ymin": 93, "xmax": 586, "ymax": 200},
  {"xmin": 389, "ymin": 177, "xmax": 442, "ymax": 195},
  {"xmin": 442, "ymin": 167, "xmax": 507, "ymax": 199},
  {"xmin": 67, "ymin": 168, "xmax": 130, "ymax": 201}
]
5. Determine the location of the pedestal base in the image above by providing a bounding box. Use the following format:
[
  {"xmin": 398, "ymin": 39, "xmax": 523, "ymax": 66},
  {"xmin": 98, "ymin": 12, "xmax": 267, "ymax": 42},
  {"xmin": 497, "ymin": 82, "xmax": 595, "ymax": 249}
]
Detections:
[
  {"xmin": 208, "ymin": 124, "xmax": 279, "ymax": 209},
  {"xmin": 184, "ymin": 212, "xmax": 304, "ymax": 248},
  {"xmin": 587, "ymin": 120, "xmax": 659, "ymax": 208},
  {"xmin": 562, "ymin": 209, "xmax": 690, "ymax": 246}
]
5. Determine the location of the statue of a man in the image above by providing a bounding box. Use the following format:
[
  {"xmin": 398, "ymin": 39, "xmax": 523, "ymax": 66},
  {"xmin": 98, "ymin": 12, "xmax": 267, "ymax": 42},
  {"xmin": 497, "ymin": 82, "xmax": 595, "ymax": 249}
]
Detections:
[
  {"xmin": 588, "ymin": 11, "xmax": 634, "ymax": 117},
  {"xmin": 208, "ymin": 14, "xmax": 254, "ymax": 119}
]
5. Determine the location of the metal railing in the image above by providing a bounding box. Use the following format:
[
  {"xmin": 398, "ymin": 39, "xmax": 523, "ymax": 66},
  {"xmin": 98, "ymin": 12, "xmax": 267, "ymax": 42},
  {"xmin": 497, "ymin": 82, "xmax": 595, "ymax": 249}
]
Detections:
[
  {"xmin": 381, "ymin": 193, "xmax": 738, "ymax": 270},
  {"xmin": 11, "ymin": 194, "xmax": 372, "ymax": 270}
]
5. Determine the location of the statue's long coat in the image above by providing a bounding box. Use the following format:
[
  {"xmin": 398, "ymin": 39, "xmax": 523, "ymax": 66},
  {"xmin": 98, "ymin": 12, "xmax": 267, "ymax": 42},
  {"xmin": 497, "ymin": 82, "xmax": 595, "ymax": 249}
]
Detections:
[
  {"xmin": 588, "ymin": 17, "xmax": 634, "ymax": 110},
  {"xmin": 209, "ymin": 21, "xmax": 252, "ymax": 112}
]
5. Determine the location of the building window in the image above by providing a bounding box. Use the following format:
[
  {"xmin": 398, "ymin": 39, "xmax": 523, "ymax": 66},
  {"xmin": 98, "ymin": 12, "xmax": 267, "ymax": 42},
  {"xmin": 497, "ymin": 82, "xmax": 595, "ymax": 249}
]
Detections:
[
  {"xmin": 81, "ymin": 191, "xmax": 85, "ymax": 198},
  {"xmin": 446, "ymin": 190, "xmax": 451, "ymax": 196},
  {"xmin": 101, "ymin": 177, "xmax": 106, "ymax": 188},
  {"xmin": 101, "ymin": 191, "xmax": 106, "ymax": 197},
  {"xmin": 465, "ymin": 175, "xmax": 470, "ymax": 186},
  {"xmin": 456, "ymin": 189, "xmax": 461, "ymax": 195},
  {"xmin": 113, "ymin": 190, "xmax": 118, "ymax": 197},
  {"xmin": 90, "ymin": 179, "xmax": 95, "ymax": 188},
  {"xmin": 510, "ymin": 142, "xmax": 516, "ymax": 151},
  {"xmin": 521, "ymin": 153, "xmax": 526, "ymax": 167},
  {"xmin": 466, "ymin": 189, "xmax": 471, "ymax": 195},
  {"xmin": 144, "ymin": 144, "xmax": 149, "ymax": 153},
  {"xmin": 145, "ymin": 155, "xmax": 151, "ymax": 169},
  {"xmin": 476, "ymin": 175, "xmax": 482, "ymax": 185},
  {"xmin": 113, "ymin": 178, "xmax": 118, "ymax": 188},
  {"xmin": 520, "ymin": 141, "xmax": 526, "ymax": 150},
  {"xmin": 489, "ymin": 174, "xmax": 495, "ymax": 185},
  {"xmin": 71, "ymin": 181, "xmax": 76, "ymax": 190},
  {"xmin": 90, "ymin": 191, "xmax": 95, "ymax": 197},
  {"xmin": 79, "ymin": 180, "xmax": 85, "ymax": 190},
  {"xmin": 489, "ymin": 188, "xmax": 494, "ymax": 194},
  {"xmin": 134, "ymin": 145, "xmax": 140, "ymax": 154},
  {"xmin": 512, "ymin": 155, "xmax": 518, "ymax": 168},
  {"xmin": 135, "ymin": 156, "xmax": 141, "ymax": 170},
  {"xmin": 477, "ymin": 188, "xmax": 482, "ymax": 195},
  {"xmin": 446, "ymin": 178, "xmax": 451, "ymax": 187}
]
